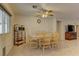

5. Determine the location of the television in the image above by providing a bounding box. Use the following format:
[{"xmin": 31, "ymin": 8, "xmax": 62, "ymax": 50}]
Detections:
[{"xmin": 68, "ymin": 25, "xmax": 74, "ymax": 32}]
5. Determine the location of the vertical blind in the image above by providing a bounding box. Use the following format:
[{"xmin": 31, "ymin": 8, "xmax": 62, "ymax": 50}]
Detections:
[{"xmin": 0, "ymin": 5, "xmax": 11, "ymax": 34}]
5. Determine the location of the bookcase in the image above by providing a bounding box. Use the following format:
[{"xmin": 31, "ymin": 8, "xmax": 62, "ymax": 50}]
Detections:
[{"xmin": 14, "ymin": 24, "xmax": 26, "ymax": 46}]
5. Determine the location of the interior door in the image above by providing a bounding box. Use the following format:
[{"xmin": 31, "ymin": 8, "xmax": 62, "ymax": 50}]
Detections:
[
  {"xmin": 76, "ymin": 25, "xmax": 79, "ymax": 40},
  {"xmin": 57, "ymin": 21, "xmax": 62, "ymax": 40}
]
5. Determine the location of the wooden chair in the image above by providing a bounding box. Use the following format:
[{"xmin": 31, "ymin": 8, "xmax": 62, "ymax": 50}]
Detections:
[
  {"xmin": 39, "ymin": 37, "xmax": 51, "ymax": 55},
  {"xmin": 39, "ymin": 37, "xmax": 51, "ymax": 49},
  {"xmin": 50, "ymin": 32, "xmax": 59, "ymax": 48},
  {"xmin": 36, "ymin": 32, "xmax": 48, "ymax": 37},
  {"xmin": 28, "ymin": 35, "xmax": 39, "ymax": 48}
]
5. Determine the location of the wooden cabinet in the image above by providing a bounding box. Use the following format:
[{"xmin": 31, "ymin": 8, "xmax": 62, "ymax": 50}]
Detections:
[{"xmin": 65, "ymin": 32, "xmax": 77, "ymax": 40}]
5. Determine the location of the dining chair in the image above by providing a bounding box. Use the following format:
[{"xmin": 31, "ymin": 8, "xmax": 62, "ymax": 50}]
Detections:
[
  {"xmin": 39, "ymin": 37, "xmax": 51, "ymax": 49},
  {"xmin": 50, "ymin": 32, "xmax": 59, "ymax": 48},
  {"xmin": 36, "ymin": 32, "xmax": 48, "ymax": 37},
  {"xmin": 28, "ymin": 36, "xmax": 39, "ymax": 48},
  {"xmin": 39, "ymin": 37, "xmax": 51, "ymax": 55}
]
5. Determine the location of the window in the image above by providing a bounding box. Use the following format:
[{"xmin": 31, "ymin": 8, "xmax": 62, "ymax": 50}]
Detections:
[
  {"xmin": 0, "ymin": 9, "xmax": 2, "ymax": 34},
  {"xmin": 4, "ymin": 11, "xmax": 9, "ymax": 33},
  {"xmin": 0, "ymin": 5, "xmax": 11, "ymax": 34}
]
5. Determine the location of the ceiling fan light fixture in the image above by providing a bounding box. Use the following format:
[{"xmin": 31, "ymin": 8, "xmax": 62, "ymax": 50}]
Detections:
[
  {"xmin": 32, "ymin": 5, "xmax": 54, "ymax": 18},
  {"xmin": 42, "ymin": 14, "xmax": 45, "ymax": 18},
  {"xmin": 48, "ymin": 10, "xmax": 53, "ymax": 12},
  {"xmin": 46, "ymin": 11, "xmax": 49, "ymax": 15},
  {"xmin": 42, "ymin": 14, "xmax": 47, "ymax": 18}
]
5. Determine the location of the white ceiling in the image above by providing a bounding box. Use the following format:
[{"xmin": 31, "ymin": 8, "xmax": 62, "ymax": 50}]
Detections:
[{"xmin": 9, "ymin": 3, "xmax": 79, "ymax": 19}]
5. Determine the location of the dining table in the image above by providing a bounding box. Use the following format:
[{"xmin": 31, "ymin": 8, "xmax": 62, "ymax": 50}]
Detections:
[{"xmin": 30, "ymin": 32, "xmax": 52, "ymax": 55}]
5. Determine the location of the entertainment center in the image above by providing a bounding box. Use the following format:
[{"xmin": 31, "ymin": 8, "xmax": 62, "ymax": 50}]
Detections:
[{"xmin": 65, "ymin": 25, "xmax": 77, "ymax": 40}]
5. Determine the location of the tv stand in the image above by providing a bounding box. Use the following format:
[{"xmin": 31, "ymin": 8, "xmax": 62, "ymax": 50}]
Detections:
[{"xmin": 65, "ymin": 32, "xmax": 77, "ymax": 40}]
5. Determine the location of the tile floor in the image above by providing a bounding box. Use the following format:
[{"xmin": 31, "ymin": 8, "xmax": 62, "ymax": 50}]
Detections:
[{"xmin": 8, "ymin": 39, "xmax": 79, "ymax": 56}]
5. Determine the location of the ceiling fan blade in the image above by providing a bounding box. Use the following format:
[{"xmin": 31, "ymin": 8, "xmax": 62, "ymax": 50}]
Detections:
[
  {"xmin": 48, "ymin": 14, "xmax": 54, "ymax": 16},
  {"xmin": 48, "ymin": 10, "xmax": 53, "ymax": 12}
]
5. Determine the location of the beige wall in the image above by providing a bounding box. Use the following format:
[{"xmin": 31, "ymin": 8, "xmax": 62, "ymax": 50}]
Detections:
[
  {"xmin": 14, "ymin": 15, "xmax": 57, "ymax": 37},
  {"xmin": 0, "ymin": 4, "xmax": 14, "ymax": 55}
]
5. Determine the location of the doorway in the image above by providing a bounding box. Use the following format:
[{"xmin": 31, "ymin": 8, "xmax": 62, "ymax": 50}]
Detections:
[
  {"xmin": 76, "ymin": 25, "xmax": 79, "ymax": 40},
  {"xmin": 57, "ymin": 21, "xmax": 63, "ymax": 40}
]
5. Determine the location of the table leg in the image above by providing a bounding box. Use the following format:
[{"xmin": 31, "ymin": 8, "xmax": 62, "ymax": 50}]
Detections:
[{"xmin": 40, "ymin": 46, "xmax": 44, "ymax": 56}]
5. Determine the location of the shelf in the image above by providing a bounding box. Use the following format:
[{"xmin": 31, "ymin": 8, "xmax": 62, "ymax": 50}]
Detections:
[{"xmin": 14, "ymin": 24, "xmax": 26, "ymax": 46}]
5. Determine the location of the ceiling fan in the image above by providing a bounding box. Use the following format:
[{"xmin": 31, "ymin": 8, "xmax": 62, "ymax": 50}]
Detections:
[{"xmin": 32, "ymin": 5, "xmax": 54, "ymax": 18}]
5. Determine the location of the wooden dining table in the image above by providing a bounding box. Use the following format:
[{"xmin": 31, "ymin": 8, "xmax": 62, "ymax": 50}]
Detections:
[{"xmin": 31, "ymin": 32, "xmax": 52, "ymax": 55}]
